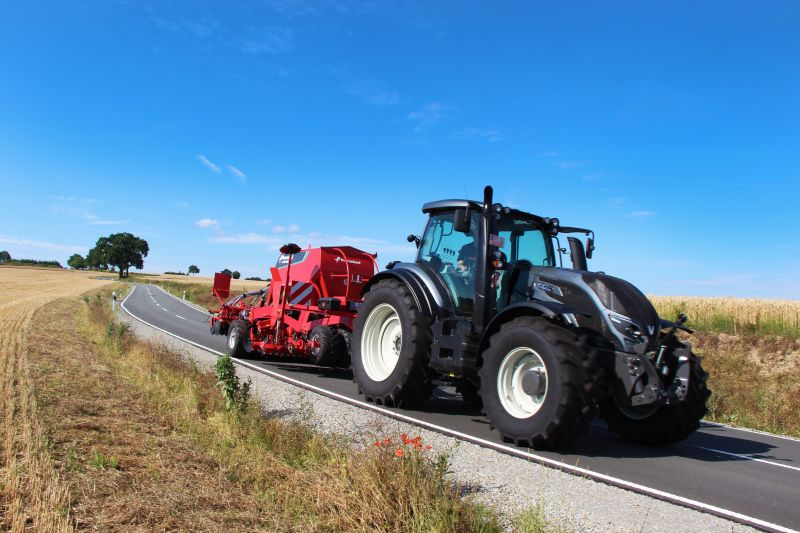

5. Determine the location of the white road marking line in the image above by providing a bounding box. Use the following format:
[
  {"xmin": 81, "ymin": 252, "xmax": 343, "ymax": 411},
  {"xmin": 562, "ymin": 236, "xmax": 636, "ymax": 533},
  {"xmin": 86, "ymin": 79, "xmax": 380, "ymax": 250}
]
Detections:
[
  {"xmin": 119, "ymin": 284, "xmax": 797, "ymax": 533},
  {"xmin": 175, "ymin": 315, "xmax": 186, "ymax": 320},
  {"xmin": 686, "ymin": 445, "xmax": 800, "ymax": 473}
]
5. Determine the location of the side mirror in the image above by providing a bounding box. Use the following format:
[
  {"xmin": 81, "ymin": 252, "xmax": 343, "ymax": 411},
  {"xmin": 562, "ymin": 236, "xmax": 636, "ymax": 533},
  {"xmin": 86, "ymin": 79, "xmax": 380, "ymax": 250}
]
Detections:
[
  {"xmin": 586, "ymin": 237, "xmax": 595, "ymax": 259},
  {"xmin": 406, "ymin": 234, "xmax": 421, "ymax": 248},
  {"xmin": 453, "ymin": 208, "xmax": 471, "ymax": 233}
]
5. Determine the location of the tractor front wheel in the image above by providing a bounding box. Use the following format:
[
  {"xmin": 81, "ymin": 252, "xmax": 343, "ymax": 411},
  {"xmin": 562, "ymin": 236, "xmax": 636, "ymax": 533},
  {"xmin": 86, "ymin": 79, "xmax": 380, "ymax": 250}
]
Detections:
[
  {"xmin": 599, "ymin": 352, "xmax": 710, "ymax": 445},
  {"xmin": 351, "ymin": 279, "xmax": 433, "ymax": 407},
  {"xmin": 228, "ymin": 320, "xmax": 251, "ymax": 358},
  {"xmin": 479, "ymin": 316, "xmax": 600, "ymax": 449}
]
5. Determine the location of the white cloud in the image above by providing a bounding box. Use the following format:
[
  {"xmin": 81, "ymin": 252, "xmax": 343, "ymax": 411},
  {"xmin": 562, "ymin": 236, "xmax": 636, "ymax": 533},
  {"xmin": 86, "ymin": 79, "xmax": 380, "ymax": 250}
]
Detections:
[
  {"xmin": 86, "ymin": 219, "xmax": 131, "ymax": 226},
  {"xmin": 195, "ymin": 218, "xmax": 220, "ymax": 230},
  {"xmin": 628, "ymin": 210, "xmax": 656, "ymax": 218},
  {"xmin": 236, "ymin": 27, "xmax": 294, "ymax": 54},
  {"xmin": 227, "ymin": 165, "xmax": 246, "ymax": 182},
  {"xmin": 608, "ymin": 197, "xmax": 627, "ymax": 209},
  {"xmin": 406, "ymin": 102, "xmax": 448, "ymax": 132},
  {"xmin": 176, "ymin": 200, "xmax": 189, "ymax": 208},
  {"xmin": 557, "ymin": 160, "xmax": 585, "ymax": 170},
  {"xmin": 453, "ymin": 127, "xmax": 504, "ymax": 143},
  {"xmin": 343, "ymin": 79, "xmax": 400, "ymax": 106},
  {"xmin": 197, "ymin": 154, "xmax": 221, "ymax": 173},
  {"xmin": 213, "ymin": 233, "xmax": 276, "ymax": 244},
  {"xmin": 257, "ymin": 218, "xmax": 272, "ymax": 225},
  {"xmin": 207, "ymin": 229, "xmax": 414, "ymax": 261},
  {"xmin": 0, "ymin": 234, "xmax": 88, "ymax": 254},
  {"xmin": 272, "ymin": 225, "xmax": 286, "ymax": 234},
  {"xmin": 287, "ymin": 224, "xmax": 300, "ymax": 233}
]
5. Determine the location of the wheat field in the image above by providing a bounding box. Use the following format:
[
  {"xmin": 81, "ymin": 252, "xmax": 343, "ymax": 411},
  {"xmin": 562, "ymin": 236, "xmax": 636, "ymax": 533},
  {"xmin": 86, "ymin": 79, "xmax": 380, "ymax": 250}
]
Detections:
[
  {"xmin": 0, "ymin": 266, "xmax": 112, "ymax": 531},
  {"xmin": 650, "ymin": 295, "xmax": 800, "ymax": 337}
]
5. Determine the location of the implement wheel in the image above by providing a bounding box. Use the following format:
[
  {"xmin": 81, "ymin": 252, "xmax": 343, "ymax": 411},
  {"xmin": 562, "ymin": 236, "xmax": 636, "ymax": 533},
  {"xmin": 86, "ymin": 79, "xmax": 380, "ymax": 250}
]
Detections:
[
  {"xmin": 479, "ymin": 316, "xmax": 600, "ymax": 450},
  {"xmin": 228, "ymin": 320, "xmax": 251, "ymax": 358},
  {"xmin": 309, "ymin": 326, "xmax": 340, "ymax": 366},
  {"xmin": 352, "ymin": 279, "xmax": 433, "ymax": 407}
]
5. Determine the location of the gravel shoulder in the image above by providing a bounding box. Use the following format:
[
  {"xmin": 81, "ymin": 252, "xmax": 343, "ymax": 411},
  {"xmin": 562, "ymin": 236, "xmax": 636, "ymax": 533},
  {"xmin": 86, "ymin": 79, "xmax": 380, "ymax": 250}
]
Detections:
[{"xmin": 118, "ymin": 309, "xmax": 759, "ymax": 532}]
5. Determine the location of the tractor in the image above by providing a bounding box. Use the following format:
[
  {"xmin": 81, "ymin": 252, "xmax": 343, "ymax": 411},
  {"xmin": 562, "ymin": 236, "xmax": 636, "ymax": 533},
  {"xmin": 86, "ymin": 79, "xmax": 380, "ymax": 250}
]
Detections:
[{"xmin": 351, "ymin": 186, "xmax": 710, "ymax": 449}]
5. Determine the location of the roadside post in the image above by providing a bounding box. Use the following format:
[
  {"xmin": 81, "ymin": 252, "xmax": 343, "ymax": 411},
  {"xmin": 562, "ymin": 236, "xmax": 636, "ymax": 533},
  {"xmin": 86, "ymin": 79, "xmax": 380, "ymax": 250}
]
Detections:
[{"xmin": 112, "ymin": 290, "xmax": 117, "ymax": 311}]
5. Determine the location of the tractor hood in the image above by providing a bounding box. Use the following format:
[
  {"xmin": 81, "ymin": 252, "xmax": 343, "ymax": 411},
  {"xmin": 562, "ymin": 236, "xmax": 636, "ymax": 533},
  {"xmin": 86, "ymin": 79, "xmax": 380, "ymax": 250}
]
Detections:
[{"xmin": 523, "ymin": 267, "xmax": 661, "ymax": 354}]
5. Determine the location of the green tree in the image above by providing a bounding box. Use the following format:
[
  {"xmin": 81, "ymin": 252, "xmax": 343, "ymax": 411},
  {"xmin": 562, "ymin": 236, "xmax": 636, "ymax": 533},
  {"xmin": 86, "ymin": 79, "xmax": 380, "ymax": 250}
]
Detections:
[
  {"xmin": 87, "ymin": 232, "xmax": 149, "ymax": 279},
  {"xmin": 232, "ymin": 270, "xmax": 241, "ymax": 279},
  {"xmin": 221, "ymin": 268, "xmax": 233, "ymax": 276},
  {"xmin": 188, "ymin": 264, "xmax": 200, "ymax": 275},
  {"xmin": 67, "ymin": 254, "xmax": 86, "ymax": 270},
  {"xmin": 0, "ymin": 250, "xmax": 10, "ymax": 263}
]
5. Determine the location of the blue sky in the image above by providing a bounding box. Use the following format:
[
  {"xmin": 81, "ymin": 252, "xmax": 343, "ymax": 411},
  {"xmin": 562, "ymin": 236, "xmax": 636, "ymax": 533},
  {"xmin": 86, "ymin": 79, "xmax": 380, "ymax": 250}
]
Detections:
[{"xmin": 1, "ymin": 1, "xmax": 798, "ymax": 298}]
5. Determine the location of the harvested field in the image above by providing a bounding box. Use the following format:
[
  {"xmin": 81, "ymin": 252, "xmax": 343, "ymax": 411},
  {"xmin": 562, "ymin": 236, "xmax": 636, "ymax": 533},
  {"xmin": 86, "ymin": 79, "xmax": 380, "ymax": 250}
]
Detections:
[{"xmin": 0, "ymin": 267, "xmax": 112, "ymax": 531}]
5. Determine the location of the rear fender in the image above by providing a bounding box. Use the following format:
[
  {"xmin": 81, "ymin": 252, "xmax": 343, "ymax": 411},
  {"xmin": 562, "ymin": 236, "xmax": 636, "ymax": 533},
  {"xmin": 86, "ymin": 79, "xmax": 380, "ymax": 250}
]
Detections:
[{"xmin": 361, "ymin": 263, "xmax": 451, "ymax": 317}]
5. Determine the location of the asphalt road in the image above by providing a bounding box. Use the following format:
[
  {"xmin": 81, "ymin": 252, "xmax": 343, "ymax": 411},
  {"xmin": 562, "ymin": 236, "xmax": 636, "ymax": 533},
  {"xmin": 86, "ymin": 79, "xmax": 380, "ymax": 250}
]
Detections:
[{"xmin": 122, "ymin": 283, "xmax": 800, "ymax": 533}]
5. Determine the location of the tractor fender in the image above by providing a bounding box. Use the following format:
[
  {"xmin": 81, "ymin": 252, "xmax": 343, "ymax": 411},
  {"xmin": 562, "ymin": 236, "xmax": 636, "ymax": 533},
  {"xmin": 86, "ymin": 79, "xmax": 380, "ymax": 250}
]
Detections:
[
  {"xmin": 477, "ymin": 301, "xmax": 575, "ymax": 356},
  {"xmin": 361, "ymin": 263, "xmax": 450, "ymax": 317}
]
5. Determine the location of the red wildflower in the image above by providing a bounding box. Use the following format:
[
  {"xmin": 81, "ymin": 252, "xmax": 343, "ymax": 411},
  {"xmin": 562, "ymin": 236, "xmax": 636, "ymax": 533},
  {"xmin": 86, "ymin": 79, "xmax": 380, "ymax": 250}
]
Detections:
[{"xmin": 395, "ymin": 448, "xmax": 404, "ymax": 458}]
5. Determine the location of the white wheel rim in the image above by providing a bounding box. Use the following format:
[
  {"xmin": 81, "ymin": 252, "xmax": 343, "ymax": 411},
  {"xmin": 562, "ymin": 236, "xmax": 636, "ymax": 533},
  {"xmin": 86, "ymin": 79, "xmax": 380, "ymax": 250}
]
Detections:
[
  {"xmin": 361, "ymin": 303, "xmax": 402, "ymax": 382},
  {"xmin": 497, "ymin": 347, "xmax": 548, "ymax": 419},
  {"xmin": 228, "ymin": 329, "xmax": 236, "ymax": 351}
]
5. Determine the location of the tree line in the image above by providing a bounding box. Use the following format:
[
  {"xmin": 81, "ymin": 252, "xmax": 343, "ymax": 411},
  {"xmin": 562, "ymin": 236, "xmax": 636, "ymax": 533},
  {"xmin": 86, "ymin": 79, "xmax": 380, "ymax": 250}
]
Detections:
[{"xmin": 63, "ymin": 233, "xmax": 245, "ymax": 281}]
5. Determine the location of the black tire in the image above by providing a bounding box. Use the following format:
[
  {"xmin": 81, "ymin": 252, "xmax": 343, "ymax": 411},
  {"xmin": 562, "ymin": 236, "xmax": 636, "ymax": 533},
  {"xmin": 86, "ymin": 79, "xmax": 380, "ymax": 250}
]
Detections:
[
  {"xmin": 309, "ymin": 326, "xmax": 340, "ymax": 366},
  {"xmin": 600, "ymin": 352, "xmax": 710, "ymax": 445},
  {"xmin": 351, "ymin": 279, "xmax": 433, "ymax": 407},
  {"xmin": 334, "ymin": 329, "xmax": 352, "ymax": 367},
  {"xmin": 478, "ymin": 316, "xmax": 601, "ymax": 450},
  {"xmin": 227, "ymin": 320, "xmax": 251, "ymax": 358},
  {"xmin": 211, "ymin": 319, "xmax": 221, "ymax": 335},
  {"xmin": 456, "ymin": 382, "xmax": 483, "ymax": 409}
]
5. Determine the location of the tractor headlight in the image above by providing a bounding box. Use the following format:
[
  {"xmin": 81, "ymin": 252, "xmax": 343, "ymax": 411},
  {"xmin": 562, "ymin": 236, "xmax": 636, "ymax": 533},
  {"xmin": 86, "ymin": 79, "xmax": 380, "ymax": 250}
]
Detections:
[{"xmin": 608, "ymin": 312, "xmax": 644, "ymax": 341}]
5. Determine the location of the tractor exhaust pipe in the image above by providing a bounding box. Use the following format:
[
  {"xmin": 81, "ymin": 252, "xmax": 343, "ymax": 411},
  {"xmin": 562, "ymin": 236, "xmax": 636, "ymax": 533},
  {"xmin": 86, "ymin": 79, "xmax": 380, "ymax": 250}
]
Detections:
[
  {"xmin": 567, "ymin": 236, "xmax": 588, "ymax": 271},
  {"xmin": 473, "ymin": 185, "xmax": 493, "ymax": 332}
]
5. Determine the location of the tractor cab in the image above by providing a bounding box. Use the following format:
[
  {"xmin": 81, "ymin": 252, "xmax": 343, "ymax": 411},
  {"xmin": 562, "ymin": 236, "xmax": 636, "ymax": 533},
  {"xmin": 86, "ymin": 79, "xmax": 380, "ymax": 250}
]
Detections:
[{"xmin": 415, "ymin": 196, "xmax": 595, "ymax": 322}]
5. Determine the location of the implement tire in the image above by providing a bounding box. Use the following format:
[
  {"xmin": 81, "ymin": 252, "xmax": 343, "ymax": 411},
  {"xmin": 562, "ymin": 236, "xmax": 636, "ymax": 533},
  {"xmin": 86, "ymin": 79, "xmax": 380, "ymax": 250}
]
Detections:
[
  {"xmin": 479, "ymin": 316, "xmax": 601, "ymax": 450},
  {"xmin": 600, "ymin": 352, "xmax": 710, "ymax": 445},
  {"xmin": 227, "ymin": 320, "xmax": 251, "ymax": 358},
  {"xmin": 352, "ymin": 279, "xmax": 433, "ymax": 407},
  {"xmin": 309, "ymin": 326, "xmax": 339, "ymax": 366}
]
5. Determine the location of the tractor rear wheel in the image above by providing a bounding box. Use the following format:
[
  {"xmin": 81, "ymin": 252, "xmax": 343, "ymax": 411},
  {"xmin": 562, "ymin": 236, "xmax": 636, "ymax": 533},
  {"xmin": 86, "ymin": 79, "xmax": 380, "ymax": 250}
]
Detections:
[
  {"xmin": 227, "ymin": 320, "xmax": 251, "ymax": 358},
  {"xmin": 478, "ymin": 316, "xmax": 600, "ymax": 450},
  {"xmin": 599, "ymin": 352, "xmax": 710, "ymax": 445},
  {"xmin": 352, "ymin": 279, "xmax": 433, "ymax": 407},
  {"xmin": 309, "ymin": 326, "xmax": 341, "ymax": 366}
]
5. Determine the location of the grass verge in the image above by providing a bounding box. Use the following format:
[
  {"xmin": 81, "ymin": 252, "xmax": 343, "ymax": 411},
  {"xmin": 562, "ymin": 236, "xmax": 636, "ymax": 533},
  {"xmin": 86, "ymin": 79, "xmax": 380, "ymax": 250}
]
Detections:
[{"xmin": 31, "ymin": 286, "xmax": 517, "ymax": 531}]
